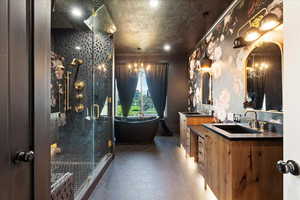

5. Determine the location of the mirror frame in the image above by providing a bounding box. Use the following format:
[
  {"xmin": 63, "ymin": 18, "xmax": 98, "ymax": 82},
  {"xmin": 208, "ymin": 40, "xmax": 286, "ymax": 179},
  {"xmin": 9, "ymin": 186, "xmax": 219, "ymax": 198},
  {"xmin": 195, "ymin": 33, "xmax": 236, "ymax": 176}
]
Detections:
[
  {"xmin": 201, "ymin": 71, "xmax": 213, "ymax": 106},
  {"xmin": 243, "ymin": 41, "xmax": 283, "ymax": 113}
]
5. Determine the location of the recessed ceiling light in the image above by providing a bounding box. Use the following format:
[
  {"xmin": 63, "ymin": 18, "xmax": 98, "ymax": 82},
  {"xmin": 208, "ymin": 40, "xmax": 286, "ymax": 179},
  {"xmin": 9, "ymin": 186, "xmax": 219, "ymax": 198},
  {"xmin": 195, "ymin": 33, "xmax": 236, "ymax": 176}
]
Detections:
[
  {"xmin": 75, "ymin": 46, "xmax": 81, "ymax": 50},
  {"xmin": 71, "ymin": 7, "xmax": 82, "ymax": 17},
  {"xmin": 163, "ymin": 44, "xmax": 171, "ymax": 51},
  {"xmin": 149, "ymin": 0, "xmax": 159, "ymax": 8}
]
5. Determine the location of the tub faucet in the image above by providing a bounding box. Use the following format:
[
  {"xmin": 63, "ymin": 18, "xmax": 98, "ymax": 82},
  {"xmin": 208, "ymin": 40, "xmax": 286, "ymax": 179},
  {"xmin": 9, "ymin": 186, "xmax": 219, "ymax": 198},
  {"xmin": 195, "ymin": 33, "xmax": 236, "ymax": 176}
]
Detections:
[{"xmin": 244, "ymin": 110, "xmax": 259, "ymax": 129}]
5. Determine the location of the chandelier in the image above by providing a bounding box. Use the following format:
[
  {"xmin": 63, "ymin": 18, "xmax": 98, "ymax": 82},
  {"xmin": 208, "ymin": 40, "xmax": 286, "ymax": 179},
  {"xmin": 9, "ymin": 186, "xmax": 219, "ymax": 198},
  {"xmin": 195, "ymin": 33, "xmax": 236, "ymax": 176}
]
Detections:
[
  {"xmin": 128, "ymin": 61, "xmax": 151, "ymax": 72},
  {"xmin": 247, "ymin": 61, "xmax": 269, "ymax": 79}
]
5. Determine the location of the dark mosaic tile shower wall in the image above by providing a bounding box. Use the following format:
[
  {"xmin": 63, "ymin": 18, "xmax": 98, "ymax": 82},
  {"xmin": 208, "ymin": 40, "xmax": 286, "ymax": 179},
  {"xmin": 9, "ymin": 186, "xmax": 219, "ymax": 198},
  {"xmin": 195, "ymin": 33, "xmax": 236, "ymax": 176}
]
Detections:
[
  {"xmin": 51, "ymin": 28, "xmax": 113, "ymax": 195},
  {"xmin": 52, "ymin": 29, "xmax": 113, "ymax": 158}
]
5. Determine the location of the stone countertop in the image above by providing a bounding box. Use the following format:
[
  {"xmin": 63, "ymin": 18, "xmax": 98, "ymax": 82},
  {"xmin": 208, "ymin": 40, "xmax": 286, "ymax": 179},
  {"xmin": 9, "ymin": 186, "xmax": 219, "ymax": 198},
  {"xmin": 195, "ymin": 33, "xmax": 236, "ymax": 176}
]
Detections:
[
  {"xmin": 189, "ymin": 123, "xmax": 283, "ymax": 140},
  {"xmin": 178, "ymin": 112, "xmax": 213, "ymax": 118}
]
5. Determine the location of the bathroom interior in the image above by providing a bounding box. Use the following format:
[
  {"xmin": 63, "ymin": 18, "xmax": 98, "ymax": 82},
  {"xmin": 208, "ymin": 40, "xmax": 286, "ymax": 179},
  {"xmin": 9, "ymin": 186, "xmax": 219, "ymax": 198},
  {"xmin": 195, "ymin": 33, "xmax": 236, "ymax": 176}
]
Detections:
[{"xmin": 2, "ymin": 0, "xmax": 300, "ymax": 200}]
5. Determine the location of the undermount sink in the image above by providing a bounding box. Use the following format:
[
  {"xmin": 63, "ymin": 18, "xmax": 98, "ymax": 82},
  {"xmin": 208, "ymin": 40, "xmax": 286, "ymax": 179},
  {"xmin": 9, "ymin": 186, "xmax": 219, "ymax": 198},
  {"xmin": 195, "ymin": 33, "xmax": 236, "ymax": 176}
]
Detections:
[{"xmin": 213, "ymin": 124, "xmax": 261, "ymax": 134}]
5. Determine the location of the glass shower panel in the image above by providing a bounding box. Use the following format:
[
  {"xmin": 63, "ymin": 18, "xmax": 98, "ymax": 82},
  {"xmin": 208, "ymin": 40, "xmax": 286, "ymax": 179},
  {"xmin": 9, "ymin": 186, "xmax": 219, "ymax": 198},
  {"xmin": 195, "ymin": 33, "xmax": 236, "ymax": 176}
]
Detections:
[
  {"xmin": 50, "ymin": 28, "xmax": 95, "ymax": 196},
  {"xmin": 50, "ymin": 3, "xmax": 114, "ymax": 199},
  {"xmin": 88, "ymin": 5, "xmax": 115, "ymax": 166}
]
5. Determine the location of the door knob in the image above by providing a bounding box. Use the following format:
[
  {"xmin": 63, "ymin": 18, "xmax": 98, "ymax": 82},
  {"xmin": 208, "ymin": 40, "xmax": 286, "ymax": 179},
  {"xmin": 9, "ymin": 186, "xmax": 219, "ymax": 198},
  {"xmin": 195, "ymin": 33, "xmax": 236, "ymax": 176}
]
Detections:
[
  {"xmin": 276, "ymin": 160, "xmax": 299, "ymax": 176},
  {"xmin": 14, "ymin": 151, "xmax": 34, "ymax": 163}
]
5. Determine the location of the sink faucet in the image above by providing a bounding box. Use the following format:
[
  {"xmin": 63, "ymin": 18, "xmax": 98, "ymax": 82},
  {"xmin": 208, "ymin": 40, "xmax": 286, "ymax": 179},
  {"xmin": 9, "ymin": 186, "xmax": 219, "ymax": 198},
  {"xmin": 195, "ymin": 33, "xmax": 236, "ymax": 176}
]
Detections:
[{"xmin": 244, "ymin": 110, "xmax": 259, "ymax": 129}]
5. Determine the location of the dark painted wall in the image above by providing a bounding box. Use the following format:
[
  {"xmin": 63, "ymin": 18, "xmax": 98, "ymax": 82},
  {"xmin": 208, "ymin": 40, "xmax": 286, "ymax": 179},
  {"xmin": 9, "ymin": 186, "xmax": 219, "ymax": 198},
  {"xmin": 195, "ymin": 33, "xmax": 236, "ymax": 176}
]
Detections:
[
  {"xmin": 115, "ymin": 54, "xmax": 189, "ymax": 135},
  {"xmin": 167, "ymin": 57, "xmax": 189, "ymax": 135}
]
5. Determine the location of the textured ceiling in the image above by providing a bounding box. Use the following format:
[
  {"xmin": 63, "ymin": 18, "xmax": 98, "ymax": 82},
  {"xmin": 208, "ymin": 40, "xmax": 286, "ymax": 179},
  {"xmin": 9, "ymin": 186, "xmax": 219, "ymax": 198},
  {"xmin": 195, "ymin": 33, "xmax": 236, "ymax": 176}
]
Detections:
[
  {"xmin": 52, "ymin": 0, "xmax": 234, "ymax": 55},
  {"xmin": 104, "ymin": 0, "xmax": 234, "ymax": 55}
]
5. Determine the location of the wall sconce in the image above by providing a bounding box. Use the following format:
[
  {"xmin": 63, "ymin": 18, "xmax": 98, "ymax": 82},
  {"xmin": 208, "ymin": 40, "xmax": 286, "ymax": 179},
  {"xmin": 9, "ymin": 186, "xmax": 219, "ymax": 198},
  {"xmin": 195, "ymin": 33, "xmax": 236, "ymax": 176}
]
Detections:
[
  {"xmin": 233, "ymin": 8, "xmax": 281, "ymax": 48},
  {"xmin": 244, "ymin": 27, "xmax": 261, "ymax": 42},
  {"xmin": 233, "ymin": 36, "xmax": 248, "ymax": 48},
  {"xmin": 259, "ymin": 13, "xmax": 280, "ymax": 31},
  {"xmin": 200, "ymin": 52, "xmax": 212, "ymax": 70}
]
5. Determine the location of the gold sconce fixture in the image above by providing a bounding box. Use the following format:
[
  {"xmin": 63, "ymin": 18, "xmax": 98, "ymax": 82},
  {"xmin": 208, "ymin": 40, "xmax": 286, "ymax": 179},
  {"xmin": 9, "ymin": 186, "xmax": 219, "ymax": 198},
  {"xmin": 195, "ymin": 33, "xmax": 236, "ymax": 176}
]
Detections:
[
  {"xmin": 70, "ymin": 58, "xmax": 84, "ymax": 66},
  {"xmin": 74, "ymin": 81, "xmax": 86, "ymax": 90},
  {"xmin": 200, "ymin": 52, "xmax": 212, "ymax": 71},
  {"xmin": 74, "ymin": 104, "xmax": 85, "ymax": 112},
  {"xmin": 244, "ymin": 27, "xmax": 261, "ymax": 42},
  {"xmin": 233, "ymin": 36, "xmax": 248, "ymax": 49},
  {"xmin": 233, "ymin": 9, "xmax": 281, "ymax": 48},
  {"xmin": 259, "ymin": 13, "xmax": 280, "ymax": 31}
]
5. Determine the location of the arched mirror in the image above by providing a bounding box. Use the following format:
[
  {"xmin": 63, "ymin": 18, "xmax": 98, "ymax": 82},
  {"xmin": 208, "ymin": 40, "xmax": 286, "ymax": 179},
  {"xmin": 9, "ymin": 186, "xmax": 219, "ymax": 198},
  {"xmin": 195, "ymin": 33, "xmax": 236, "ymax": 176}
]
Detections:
[
  {"xmin": 244, "ymin": 42, "xmax": 282, "ymax": 112},
  {"xmin": 201, "ymin": 72, "xmax": 212, "ymax": 105}
]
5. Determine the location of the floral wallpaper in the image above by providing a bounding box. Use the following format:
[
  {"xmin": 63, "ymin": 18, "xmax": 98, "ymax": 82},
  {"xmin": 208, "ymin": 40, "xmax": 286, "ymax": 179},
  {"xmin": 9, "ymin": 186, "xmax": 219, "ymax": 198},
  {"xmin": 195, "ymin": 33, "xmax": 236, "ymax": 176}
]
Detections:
[{"xmin": 188, "ymin": 0, "xmax": 283, "ymax": 122}]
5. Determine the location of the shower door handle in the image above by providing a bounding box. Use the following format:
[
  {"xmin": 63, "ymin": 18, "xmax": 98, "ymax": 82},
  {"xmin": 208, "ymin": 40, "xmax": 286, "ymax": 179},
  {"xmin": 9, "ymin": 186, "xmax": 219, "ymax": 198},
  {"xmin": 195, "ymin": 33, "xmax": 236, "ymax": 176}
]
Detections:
[{"xmin": 14, "ymin": 151, "xmax": 34, "ymax": 163}]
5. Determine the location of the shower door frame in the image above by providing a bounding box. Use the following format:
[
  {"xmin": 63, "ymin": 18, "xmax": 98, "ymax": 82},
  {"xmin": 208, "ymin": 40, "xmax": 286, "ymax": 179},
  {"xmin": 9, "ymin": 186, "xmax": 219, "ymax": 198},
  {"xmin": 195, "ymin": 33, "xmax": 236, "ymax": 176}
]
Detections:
[{"xmin": 33, "ymin": 0, "xmax": 51, "ymax": 199}]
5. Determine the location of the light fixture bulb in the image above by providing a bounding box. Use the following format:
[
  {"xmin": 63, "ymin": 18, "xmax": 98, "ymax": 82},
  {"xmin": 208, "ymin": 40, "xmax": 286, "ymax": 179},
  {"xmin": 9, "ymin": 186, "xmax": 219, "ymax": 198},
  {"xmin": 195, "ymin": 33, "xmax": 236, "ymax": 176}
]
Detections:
[
  {"xmin": 75, "ymin": 46, "xmax": 81, "ymax": 50},
  {"xmin": 71, "ymin": 7, "xmax": 82, "ymax": 17},
  {"xmin": 146, "ymin": 65, "xmax": 151, "ymax": 71},
  {"xmin": 245, "ymin": 27, "xmax": 261, "ymax": 42},
  {"xmin": 201, "ymin": 53, "xmax": 212, "ymax": 69},
  {"xmin": 260, "ymin": 13, "xmax": 280, "ymax": 31},
  {"xmin": 149, "ymin": 0, "xmax": 159, "ymax": 8},
  {"xmin": 163, "ymin": 44, "xmax": 171, "ymax": 51}
]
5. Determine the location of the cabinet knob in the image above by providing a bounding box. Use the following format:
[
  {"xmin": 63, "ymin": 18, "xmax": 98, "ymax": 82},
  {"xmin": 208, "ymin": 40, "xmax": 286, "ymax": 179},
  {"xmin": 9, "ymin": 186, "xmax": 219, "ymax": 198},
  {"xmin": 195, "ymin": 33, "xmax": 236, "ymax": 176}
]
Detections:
[
  {"xmin": 14, "ymin": 151, "xmax": 34, "ymax": 163},
  {"xmin": 276, "ymin": 160, "xmax": 299, "ymax": 176}
]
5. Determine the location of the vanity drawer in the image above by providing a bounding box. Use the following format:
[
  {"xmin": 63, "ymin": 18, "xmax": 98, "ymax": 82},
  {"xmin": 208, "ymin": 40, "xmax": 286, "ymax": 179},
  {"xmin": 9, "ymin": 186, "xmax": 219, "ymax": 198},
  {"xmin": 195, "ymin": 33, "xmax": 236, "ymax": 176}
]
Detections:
[{"xmin": 198, "ymin": 136, "xmax": 206, "ymax": 173}]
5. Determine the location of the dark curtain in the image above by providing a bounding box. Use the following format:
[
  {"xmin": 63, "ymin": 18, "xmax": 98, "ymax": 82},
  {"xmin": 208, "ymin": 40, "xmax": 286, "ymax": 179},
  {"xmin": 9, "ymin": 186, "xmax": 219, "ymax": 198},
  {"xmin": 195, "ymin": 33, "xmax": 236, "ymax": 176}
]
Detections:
[
  {"xmin": 145, "ymin": 63, "xmax": 172, "ymax": 136},
  {"xmin": 247, "ymin": 74, "xmax": 265, "ymax": 110},
  {"xmin": 265, "ymin": 55, "xmax": 282, "ymax": 111},
  {"xmin": 246, "ymin": 56, "xmax": 266, "ymax": 110},
  {"xmin": 116, "ymin": 64, "xmax": 139, "ymax": 117}
]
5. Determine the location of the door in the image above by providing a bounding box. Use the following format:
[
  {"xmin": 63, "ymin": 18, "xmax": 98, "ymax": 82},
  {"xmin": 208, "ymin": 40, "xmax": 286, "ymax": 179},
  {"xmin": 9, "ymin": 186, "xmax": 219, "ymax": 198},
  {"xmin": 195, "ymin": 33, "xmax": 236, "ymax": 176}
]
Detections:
[
  {"xmin": 283, "ymin": 0, "xmax": 300, "ymax": 199},
  {"xmin": 0, "ymin": 0, "xmax": 50, "ymax": 199}
]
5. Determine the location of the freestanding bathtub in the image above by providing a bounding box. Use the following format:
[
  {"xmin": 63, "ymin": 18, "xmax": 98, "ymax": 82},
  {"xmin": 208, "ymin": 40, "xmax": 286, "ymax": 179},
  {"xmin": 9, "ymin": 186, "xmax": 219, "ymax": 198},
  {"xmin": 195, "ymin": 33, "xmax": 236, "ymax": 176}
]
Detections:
[{"xmin": 114, "ymin": 117, "xmax": 160, "ymax": 144}]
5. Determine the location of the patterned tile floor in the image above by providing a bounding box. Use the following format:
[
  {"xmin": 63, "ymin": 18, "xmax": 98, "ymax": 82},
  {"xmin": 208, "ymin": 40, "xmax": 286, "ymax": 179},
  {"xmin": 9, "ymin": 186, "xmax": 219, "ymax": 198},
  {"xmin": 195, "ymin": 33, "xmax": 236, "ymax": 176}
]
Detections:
[
  {"xmin": 89, "ymin": 136, "xmax": 217, "ymax": 200},
  {"xmin": 51, "ymin": 161, "xmax": 94, "ymax": 195}
]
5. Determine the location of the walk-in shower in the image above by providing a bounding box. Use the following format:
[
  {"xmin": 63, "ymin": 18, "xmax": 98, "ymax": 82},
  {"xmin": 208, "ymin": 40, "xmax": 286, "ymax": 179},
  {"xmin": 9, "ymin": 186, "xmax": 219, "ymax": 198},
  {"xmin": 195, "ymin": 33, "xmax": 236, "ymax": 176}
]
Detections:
[{"xmin": 50, "ymin": 3, "xmax": 115, "ymax": 199}]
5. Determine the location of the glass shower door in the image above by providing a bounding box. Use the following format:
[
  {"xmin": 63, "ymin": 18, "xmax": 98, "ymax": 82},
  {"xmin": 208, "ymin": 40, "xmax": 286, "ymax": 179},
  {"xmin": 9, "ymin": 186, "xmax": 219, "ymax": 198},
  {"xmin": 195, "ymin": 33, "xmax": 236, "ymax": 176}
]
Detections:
[
  {"xmin": 90, "ymin": 5, "xmax": 114, "ymax": 169},
  {"xmin": 50, "ymin": 3, "xmax": 115, "ymax": 199},
  {"xmin": 50, "ymin": 27, "xmax": 96, "ymax": 197}
]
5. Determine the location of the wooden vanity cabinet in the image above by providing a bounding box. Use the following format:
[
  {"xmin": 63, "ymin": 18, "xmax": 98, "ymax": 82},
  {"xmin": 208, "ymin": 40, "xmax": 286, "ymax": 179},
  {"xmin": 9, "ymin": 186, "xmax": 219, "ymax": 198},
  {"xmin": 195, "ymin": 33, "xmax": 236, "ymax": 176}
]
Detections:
[
  {"xmin": 178, "ymin": 112, "xmax": 214, "ymax": 157},
  {"xmin": 192, "ymin": 126, "xmax": 283, "ymax": 200}
]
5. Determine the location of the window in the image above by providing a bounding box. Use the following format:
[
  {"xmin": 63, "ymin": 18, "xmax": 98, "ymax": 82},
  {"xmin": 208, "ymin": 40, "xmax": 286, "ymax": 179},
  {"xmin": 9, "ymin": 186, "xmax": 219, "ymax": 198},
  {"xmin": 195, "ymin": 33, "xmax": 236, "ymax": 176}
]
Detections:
[{"xmin": 116, "ymin": 69, "xmax": 157, "ymax": 117}]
